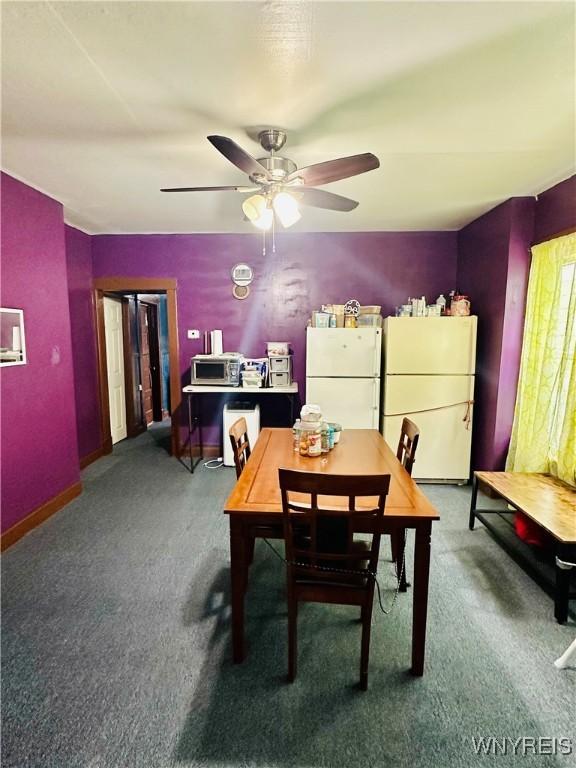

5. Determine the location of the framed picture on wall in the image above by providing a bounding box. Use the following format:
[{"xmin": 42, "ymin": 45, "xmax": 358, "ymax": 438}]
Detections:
[{"xmin": 0, "ymin": 308, "xmax": 27, "ymax": 366}]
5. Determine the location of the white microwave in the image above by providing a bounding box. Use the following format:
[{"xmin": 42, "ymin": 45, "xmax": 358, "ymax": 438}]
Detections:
[{"xmin": 191, "ymin": 354, "xmax": 243, "ymax": 386}]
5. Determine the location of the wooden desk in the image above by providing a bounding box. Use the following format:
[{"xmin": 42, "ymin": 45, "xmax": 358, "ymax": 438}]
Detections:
[
  {"xmin": 224, "ymin": 428, "xmax": 440, "ymax": 676},
  {"xmin": 181, "ymin": 383, "xmax": 300, "ymax": 473},
  {"xmin": 469, "ymin": 471, "xmax": 576, "ymax": 622}
]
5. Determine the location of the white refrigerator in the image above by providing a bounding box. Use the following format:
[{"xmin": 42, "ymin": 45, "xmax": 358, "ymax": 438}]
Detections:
[
  {"xmin": 381, "ymin": 316, "xmax": 477, "ymax": 482},
  {"xmin": 306, "ymin": 327, "xmax": 381, "ymax": 429}
]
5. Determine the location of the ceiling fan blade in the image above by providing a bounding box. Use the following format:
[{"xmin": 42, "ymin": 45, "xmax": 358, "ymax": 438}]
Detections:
[
  {"xmin": 287, "ymin": 153, "xmax": 379, "ymax": 187},
  {"xmin": 295, "ymin": 187, "xmax": 359, "ymax": 212},
  {"xmin": 160, "ymin": 185, "xmax": 258, "ymax": 192},
  {"xmin": 207, "ymin": 135, "xmax": 270, "ymax": 178}
]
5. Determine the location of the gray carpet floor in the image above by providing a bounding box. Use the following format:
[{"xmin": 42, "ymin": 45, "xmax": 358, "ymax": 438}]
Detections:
[{"xmin": 2, "ymin": 426, "xmax": 575, "ymax": 768}]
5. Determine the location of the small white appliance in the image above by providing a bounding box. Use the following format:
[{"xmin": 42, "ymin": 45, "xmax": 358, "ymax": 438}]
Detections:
[
  {"xmin": 223, "ymin": 403, "xmax": 260, "ymax": 467},
  {"xmin": 381, "ymin": 316, "xmax": 477, "ymax": 483},
  {"xmin": 306, "ymin": 327, "xmax": 381, "ymax": 428},
  {"xmin": 191, "ymin": 353, "xmax": 243, "ymax": 386}
]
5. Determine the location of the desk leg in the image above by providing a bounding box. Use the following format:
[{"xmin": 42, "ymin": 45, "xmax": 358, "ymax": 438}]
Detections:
[
  {"xmin": 468, "ymin": 474, "xmax": 478, "ymax": 530},
  {"xmin": 555, "ymin": 544, "xmax": 571, "ymax": 625},
  {"xmin": 187, "ymin": 394, "xmax": 194, "ymax": 474},
  {"xmin": 411, "ymin": 520, "xmax": 432, "ymax": 676},
  {"xmin": 230, "ymin": 516, "xmax": 247, "ymax": 663}
]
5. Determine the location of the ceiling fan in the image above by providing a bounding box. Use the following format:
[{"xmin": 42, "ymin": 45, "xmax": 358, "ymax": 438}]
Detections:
[{"xmin": 161, "ymin": 129, "xmax": 380, "ymax": 230}]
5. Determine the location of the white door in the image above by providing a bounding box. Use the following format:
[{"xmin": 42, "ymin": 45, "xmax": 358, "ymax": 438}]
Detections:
[
  {"xmin": 384, "ymin": 316, "xmax": 477, "ymax": 374},
  {"xmin": 104, "ymin": 297, "xmax": 127, "ymax": 444},
  {"xmin": 381, "ymin": 374, "xmax": 474, "ymax": 481},
  {"xmin": 306, "ymin": 328, "xmax": 382, "ymax": 378},
  {"xmin": 306, "ymin": 377, "xmax": 380, "ymax": 429}
]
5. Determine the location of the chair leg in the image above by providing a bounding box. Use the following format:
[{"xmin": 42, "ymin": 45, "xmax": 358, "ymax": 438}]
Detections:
[
  {"xmin": 287, "ymin": 594, "xmax": 298, "ymax": 683},
  {"xmin": 360, "ymin": 602, "xmax": 372, "ymax": 691},
  {"xmin": 395, "ymin": 529, "xmax": 408, "ymax": 592}
]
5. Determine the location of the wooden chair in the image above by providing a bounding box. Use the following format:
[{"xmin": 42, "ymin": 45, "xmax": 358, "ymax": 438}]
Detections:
[
  {"xmin": 229, "ymin": 417, "xmax": 258, "ymax": 567},
  {"xmin": 392, "ymin": 417, "xmax": 420, "ymax": 591},
  {"xmin": 229, "ymin": 417, "xmax": 251, "ymax": 480},
  {"xmin": 279, "ymin": 468, "xmax": 390, "ymax": 691},
  {"xmin": 396, "ymin": 417, "xmax": 420, "ymax": 475}
]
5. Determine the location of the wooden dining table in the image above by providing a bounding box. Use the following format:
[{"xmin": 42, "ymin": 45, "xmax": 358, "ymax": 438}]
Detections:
[{"xmin": 224, "ymin": 428, "xmax": 440, "ymax": 676}]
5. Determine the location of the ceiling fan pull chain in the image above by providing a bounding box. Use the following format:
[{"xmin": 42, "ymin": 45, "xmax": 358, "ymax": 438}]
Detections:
[
  {"xmin": 272, "ymin": 212, "xmax": 276, "ymax": 253},
  {"xmin": 262, "ymin": 227, "xmax": 266, "ymax": 257}
]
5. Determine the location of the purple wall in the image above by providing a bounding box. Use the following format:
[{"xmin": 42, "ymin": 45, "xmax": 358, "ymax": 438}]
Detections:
[
  {"xmin": 65, "ymin": 225, "xmax": 101, "ymax": 460},
  {"xmin": 458, "ymin": 201, "xmax": 513, "ymax": 470},
  {"xmin": 494, "ymin": 198, "xmax": 535, "ymax": 466},
  {"xmin": 457, "ymin": 176, "xmax": 576, "ymax": 472},
  {"xmin": 534, "ymin": 175, "xmax": 576, "ymax": 244},
  {"xmin": 92, "ymin": 231, "xmax": 457, "ymax": 445},
  {"xmin": 0, "ymin": 174, "xmax": 80, "ymax": 533}
]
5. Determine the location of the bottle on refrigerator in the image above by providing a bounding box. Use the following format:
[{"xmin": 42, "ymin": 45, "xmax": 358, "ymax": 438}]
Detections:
[{"xmin": 436, "ymin": 294, "xmax": 446, "ymax": 314}]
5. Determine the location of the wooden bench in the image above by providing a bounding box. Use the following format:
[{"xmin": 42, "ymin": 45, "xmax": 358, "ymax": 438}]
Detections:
[{"xmin": 469, "ymin": 472, "xmax": 576, "ymax": 623}]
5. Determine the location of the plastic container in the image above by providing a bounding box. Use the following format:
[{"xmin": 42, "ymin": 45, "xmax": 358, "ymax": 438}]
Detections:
[
  {"xmin": 242, "ymin": 371, "xmax": 263, "ymax": 388},
  {"xmin": 329, "ymin": 422, "xmax": 342, "ymax": 444},
  {"xmin": 359, "ymin": 305, "xmax": 382, "ymax": 315},
  {"xmin": 313, "ymin": 312, "xmax": 330, "ymax": 328},
  {"xmin": 357, "ymin": 314, "xmax": 383, "ymax": 327},
  {"xmin": 269, "ymin": 356, "xmax": 290, "ymax": 372},
  {"xmin": 301, "ymin": 403, "xmax": 322, "ymax": 422},
  {"xmin": 451, "ymin": 295, "xmax": 471, "ymax": 316},
  {"xmin": 323, "ymin": 304, "xmax": 345, "ymax": 326},
  {"xmin": 270, "ymin": 371, "xmax": 292, "ymax": 387},
  {"xmin": 267, "ymin": 341, "xmax": 289, "ymax": 356}
]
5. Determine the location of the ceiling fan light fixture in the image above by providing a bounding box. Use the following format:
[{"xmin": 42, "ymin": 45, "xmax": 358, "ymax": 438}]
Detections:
[
  {"xmin": 253, "ymin": 207, "xmax": 273, "ymax": 231},
  {"xmin": 242, "ymin": 193, "xmax": 273, "ymax": 231},
  {"xmin": 242, "ymin": 193, "xmax": 266, "ymax": 222},
  {"xmin": 273, "ymin": 191, "xmax": 301, "ymax": 228}
]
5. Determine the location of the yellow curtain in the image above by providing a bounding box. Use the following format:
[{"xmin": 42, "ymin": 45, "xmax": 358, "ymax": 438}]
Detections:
[{"xmin": 506, "ymin": 232, "xmax": 576, "ymax": 486}]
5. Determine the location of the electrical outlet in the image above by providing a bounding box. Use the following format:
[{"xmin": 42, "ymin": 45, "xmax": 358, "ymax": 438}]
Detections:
[{"xmin": 187, "ymin": 329, "xmax": 200, "ymax": 340}]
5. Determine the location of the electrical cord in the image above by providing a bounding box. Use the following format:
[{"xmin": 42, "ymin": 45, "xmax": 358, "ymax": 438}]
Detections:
[
  {"xmin": 204, "ymin": 458, "xmax": 224, "ymax": 469},
  {"xmin": 262, "ymin": 532, "xmax": 407, "ymax": 616}
]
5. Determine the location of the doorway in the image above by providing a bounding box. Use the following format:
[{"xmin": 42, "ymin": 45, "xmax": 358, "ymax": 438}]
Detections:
[
  {"xmin": 103, "ymin": 296, "xmax": 128, "ymax": 444},
  {"xmin": 137, "ymin": 297, "xmax": 164, "ymax": 425},
  {"xmin": 94, "ymin": 278, "xmax": 180, "ymax": 457}
]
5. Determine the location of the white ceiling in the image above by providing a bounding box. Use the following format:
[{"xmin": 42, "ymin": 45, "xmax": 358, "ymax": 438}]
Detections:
[{"xmin": 1, "ymin": 1, "xmax": 574, "ymax": 234}]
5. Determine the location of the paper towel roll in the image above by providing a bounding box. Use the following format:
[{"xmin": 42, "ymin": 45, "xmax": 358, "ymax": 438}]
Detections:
[{"xmin": 211, "ymin": 330, "xmax": 223, "ymax": 355}]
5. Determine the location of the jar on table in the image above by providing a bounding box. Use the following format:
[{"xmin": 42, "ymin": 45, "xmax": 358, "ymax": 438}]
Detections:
[
  {"xmin": 329, "ymin": 422, "xmax": 343, "ymax": 444},
  {"xmin": 321, "ymin": 422, "xmax": 330, "ymax": 453},
  {"xmin": 298, "ymin": 421, "xmax": 322, "ymax": 457},
  {"xmin": 328, "ymin": 424, "xmax": 335, "ymax": 449}
]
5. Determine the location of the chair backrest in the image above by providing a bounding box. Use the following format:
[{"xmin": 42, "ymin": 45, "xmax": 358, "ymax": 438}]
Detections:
[
  {"xmin": 278, "ymin": 469, "xmax": 390, "ymax": 581},
  {"xmin": 229, "ymin": 417, "xmax": 251, "ymax": 479},
  {"xmin": 396, "ymin": 417, "xmax": 420, "ymax": 476}
]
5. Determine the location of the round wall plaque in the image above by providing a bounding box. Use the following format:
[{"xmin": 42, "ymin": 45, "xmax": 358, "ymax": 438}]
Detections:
[
  {"xmin": 231, "ymin": 263, "xmax": 254, "ymax": 287},
  {"xmin": 232, "ymin": 284, "xmax": 250, "ymax": 300}
]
